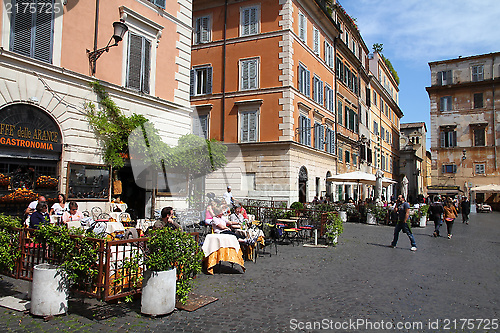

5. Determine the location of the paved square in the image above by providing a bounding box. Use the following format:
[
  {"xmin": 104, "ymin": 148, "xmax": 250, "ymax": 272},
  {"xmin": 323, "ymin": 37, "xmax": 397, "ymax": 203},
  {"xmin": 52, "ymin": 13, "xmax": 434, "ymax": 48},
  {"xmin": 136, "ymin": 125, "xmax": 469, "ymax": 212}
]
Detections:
[{"xmin": 1, "ymin": 212, "xmax": 498, "ymax": 332}]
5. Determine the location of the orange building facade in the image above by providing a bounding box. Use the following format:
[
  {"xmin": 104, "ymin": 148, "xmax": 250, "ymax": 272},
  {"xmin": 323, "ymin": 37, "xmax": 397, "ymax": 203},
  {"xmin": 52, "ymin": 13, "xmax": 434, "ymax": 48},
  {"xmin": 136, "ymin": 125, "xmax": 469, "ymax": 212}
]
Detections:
[{"xmin": 191, "ymin": 0, "xmax": 403, "ymax": 203}]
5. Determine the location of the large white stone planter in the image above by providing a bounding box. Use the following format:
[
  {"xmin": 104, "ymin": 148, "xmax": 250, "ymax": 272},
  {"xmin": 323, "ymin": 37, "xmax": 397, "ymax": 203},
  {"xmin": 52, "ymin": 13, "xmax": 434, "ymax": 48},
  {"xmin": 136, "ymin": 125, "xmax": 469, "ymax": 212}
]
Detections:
[
  {"xmin": 419, "ymin": 216, "xmax": 427, "ymax": 227},
  {"xmin": 141, "ymin": 268, "xmax": 176, "ymax": 316},
  {"xmin": 339, "ymin": 211, "xmax": 347, "ymax": 223},
  {"xmin": 30, "ymin": 264, "xmax": 69, "ymax": 317},
  {"xmin": 366, "ymin": 213, "xmax": 376, "ymax": 225}
]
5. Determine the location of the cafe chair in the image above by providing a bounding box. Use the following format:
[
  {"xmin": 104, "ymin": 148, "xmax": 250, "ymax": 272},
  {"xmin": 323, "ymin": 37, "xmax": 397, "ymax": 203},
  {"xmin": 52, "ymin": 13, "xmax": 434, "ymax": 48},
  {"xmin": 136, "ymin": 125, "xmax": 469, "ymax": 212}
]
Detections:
[
  {"xmin": 91, "ymin": 206, "xmax": 102, "ymax": 220},
  {"xmin": 82, "ymin": 211, "xmax": 90, "ymax": 218},
  {"xmin": 98, "ymin": 213, "xmax": 111, "ymax": 220}
]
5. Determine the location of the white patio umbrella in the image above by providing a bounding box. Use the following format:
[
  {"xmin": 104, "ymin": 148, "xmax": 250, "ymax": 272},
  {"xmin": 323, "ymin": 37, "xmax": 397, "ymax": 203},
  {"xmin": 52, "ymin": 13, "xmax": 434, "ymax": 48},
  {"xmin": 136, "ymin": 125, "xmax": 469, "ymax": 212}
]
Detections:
[
  {"xmin": 470, "ymin": 184, "xmax": 500, "ymax": 193},
  {"xmin": 326, "ymin": 171, "xmax": 396, "ymax": 201}
]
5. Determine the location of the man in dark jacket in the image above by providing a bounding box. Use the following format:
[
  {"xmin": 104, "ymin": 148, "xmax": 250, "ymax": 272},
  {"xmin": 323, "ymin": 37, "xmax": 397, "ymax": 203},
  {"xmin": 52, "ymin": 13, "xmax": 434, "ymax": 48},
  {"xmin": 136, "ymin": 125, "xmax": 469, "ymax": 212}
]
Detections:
[
  {"xmin": 429, "ymin": 196, "xmax": 444, "ymax": 237},
  {"xmin": 461, "ymin": 197, "xmax": 471, "ymax": 224}
]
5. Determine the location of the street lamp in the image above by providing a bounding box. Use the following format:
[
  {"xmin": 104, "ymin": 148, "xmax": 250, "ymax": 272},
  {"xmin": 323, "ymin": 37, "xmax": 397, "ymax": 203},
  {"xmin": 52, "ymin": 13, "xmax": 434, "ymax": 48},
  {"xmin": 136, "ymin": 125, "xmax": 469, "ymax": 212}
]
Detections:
[{"xmin": 87, "ymin": 20, "xmax": 128, "ymax": 76}]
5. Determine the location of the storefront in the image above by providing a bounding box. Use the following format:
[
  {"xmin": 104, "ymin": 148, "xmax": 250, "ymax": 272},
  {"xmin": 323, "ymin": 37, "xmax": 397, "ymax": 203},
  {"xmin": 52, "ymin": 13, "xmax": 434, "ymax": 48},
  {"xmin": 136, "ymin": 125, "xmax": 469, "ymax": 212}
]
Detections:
[{"xmin": 0, "ymin": 103, "xmax": 62, "ymax": 216}]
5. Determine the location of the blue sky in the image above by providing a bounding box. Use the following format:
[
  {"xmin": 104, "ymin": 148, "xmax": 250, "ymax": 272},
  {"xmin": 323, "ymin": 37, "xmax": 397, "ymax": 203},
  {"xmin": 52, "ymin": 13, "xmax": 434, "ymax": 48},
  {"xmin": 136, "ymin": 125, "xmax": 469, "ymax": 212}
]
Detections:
[{"xmin": 340, "ymin": 0, "xmax": 500, "ymax": 146}]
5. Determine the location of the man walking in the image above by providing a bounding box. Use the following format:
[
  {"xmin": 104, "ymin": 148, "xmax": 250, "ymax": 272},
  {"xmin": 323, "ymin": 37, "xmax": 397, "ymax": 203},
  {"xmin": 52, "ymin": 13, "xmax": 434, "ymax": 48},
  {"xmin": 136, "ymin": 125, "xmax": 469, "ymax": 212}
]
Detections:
[
  {"xmin": 429, "ymin": 196, "xmax": 444, "ymax": 237},
  {"xmin": 390, "ymin": 195, "xmax": 417, "ymax": 251},
  {"xmin": 461, "ymin": 197, "xmax": 471, "ymax": 225}
]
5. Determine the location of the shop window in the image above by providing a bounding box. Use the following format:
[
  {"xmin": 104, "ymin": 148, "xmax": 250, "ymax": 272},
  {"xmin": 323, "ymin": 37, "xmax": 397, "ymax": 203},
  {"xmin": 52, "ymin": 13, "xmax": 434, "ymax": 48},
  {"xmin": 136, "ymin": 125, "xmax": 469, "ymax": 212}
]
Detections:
[
  {"xmin": 67, "ymin": 163, "xmax": 110, "ymax": 200},
  {"xmin": 156, "ymin": 172, "xmax": 188, "ymax": 196},
  {"xmin": 9, "ymin": 0, "xmax": 55, "ymax": 63}
]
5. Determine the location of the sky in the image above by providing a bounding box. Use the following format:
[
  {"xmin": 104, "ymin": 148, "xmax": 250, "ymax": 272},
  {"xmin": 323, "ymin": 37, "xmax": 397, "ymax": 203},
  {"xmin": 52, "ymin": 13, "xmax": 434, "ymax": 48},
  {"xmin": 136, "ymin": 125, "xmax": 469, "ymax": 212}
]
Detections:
[{"xmin": 339, "ymin": 0, "xmax": 500, "ymax": 146}]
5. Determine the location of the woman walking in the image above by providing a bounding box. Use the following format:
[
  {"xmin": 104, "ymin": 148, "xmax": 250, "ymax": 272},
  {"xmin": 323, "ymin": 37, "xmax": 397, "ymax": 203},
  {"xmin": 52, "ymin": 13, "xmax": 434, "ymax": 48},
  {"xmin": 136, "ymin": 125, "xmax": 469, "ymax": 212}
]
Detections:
[{"xmin": 443, "ymin": 197, "xmax": 458, "ymax": 239}]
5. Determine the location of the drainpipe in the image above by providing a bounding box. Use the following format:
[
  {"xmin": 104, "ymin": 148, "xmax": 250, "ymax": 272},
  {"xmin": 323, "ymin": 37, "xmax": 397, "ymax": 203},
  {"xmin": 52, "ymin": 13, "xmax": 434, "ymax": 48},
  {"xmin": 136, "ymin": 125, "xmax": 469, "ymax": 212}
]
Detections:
[
  {"xmin": 221, "ymin": 0, "xmax": 228, "ymax": 141},
  {"xmin": 92, "ymin": 0, "xmax": 100, "ymax": 76},
  {"xmin": 492, "ymin": 55, "xmax": 497, "ymax": 170},
  {"xmin": 333, "ymin": 37, "xmax": 338, "ymax": 175}
]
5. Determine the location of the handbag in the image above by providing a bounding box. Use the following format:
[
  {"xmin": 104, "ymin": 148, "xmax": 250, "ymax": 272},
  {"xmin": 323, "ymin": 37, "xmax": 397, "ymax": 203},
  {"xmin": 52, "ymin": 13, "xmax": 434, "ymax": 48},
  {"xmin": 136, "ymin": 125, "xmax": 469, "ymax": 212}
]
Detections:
[{"xmin": 445, "ymin": 217, "xmax": 454, "ymax": 222}]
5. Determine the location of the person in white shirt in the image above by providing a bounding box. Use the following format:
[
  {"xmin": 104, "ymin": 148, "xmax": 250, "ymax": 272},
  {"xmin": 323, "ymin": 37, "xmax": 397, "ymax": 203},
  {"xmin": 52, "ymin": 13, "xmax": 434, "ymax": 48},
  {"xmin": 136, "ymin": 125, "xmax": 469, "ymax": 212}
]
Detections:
[
  {"xmin": 25, "ymin": 195, "xmax": 46, "ymax": 216},
  {"xmin": 62, "ymin": 201, "xmax": 84, "ymax": 225},
  {"xmin": 223, "ymin": 186, "xmax": 234, "ymax": 205},
  {"xmin": 50, "ymin": 193, "xmax": 68, "ymax": 215}
]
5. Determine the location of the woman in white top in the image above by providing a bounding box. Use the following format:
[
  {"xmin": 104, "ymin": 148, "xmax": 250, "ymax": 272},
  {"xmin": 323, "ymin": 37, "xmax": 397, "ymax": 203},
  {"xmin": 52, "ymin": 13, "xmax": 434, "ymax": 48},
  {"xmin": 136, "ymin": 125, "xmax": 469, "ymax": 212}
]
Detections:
[{"xmin": 50, "ymin": 193, "xmax": 68, "ymax": 215}]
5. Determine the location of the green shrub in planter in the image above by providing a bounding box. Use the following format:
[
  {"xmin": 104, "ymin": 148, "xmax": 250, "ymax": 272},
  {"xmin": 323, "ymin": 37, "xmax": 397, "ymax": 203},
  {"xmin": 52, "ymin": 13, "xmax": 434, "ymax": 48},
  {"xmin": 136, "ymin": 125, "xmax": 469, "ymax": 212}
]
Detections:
[
  {"xmin": 325, "ymin": 212, "xmax": 344, "ymax": 246},
  {"xmin": 145, "ymin": 228, "xmax": 203, "ymax": 304},
  {"xmin": 0, "ymin": 214, "xmax": 22, "ymax": 273},
  {"xmin": 35, "ymin": 224, "xmax": 101, "ymax": 288},
  {"xmin": 289, "ymin": 202, "xmax": 304, "ymax": 211}
]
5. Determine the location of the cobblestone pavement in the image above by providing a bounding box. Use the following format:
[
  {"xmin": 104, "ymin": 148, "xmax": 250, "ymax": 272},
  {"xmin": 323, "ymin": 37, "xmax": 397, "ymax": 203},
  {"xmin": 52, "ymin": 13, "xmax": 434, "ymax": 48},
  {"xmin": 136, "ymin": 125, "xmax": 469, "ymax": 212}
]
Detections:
[{"xmin": 1, "ymin": 212, "xmax": 499, "ymax": 332}]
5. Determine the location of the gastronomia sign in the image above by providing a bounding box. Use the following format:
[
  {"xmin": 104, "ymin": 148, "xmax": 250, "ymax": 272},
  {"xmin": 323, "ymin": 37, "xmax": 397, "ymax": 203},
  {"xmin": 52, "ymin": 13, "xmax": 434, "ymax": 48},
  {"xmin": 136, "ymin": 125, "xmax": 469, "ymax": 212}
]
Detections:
[{"xmin": 0, "ymin": 104, "xmax": 62, "ymax": 153}]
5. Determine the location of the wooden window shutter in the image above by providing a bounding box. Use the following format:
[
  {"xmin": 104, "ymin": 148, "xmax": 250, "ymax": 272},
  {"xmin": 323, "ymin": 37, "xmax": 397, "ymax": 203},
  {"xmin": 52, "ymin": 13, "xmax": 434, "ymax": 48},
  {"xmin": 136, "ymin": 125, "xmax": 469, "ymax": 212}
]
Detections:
[
  {"xmin": 248, "ymin": 112, "xmax": 257, "ymax": 142},
  {"xmin": 249, "ymin": 7, "xmax": 258, "ymax": 34},
  {"xmin": 206, "ymin": 67, "xmax": 213, "ymax": 94},
  {"xmin": 241, "ymin": 113, "xmax": 249, "ymax": 142},
  {"xmin": 190, "ymin": 69, "xmax": 195, "ymax": 96},
  {"xmin": 33, "ymin": 0, "xmax": 54, "ymax": 63},
  {"xmin": 127, "ymin": 33, "xmax": 143, "ymax": 91},
  {"xmin": 11, "ymin": 1, "xmax": 33, "ymax": 57},
  {"xmin": 142, "ymin": 39, "xmax": 151, "ymax": 94},
  {"xmin": 306, "ymin": 69, "xmax": 311, "ymax": 97}
]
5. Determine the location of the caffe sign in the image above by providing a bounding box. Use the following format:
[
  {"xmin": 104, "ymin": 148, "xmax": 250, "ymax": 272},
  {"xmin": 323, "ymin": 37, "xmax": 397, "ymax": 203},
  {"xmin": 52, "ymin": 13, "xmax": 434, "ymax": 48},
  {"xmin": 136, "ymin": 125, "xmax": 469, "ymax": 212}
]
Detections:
[{"xmin": 0, "ymin": 104, "xmax": 62, "ymax": 153}]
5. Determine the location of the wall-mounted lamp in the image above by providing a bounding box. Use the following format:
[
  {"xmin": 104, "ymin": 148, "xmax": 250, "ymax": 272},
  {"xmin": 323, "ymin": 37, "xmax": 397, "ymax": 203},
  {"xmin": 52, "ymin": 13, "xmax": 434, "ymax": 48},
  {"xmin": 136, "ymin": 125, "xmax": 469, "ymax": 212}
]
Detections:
[
  {"xmin": 87, "ymin": 21, "xmax": 128, "ymax": 76},
  {"xmin": 462, "ymin": 149, "xmax": 467, "ymax": 161}
]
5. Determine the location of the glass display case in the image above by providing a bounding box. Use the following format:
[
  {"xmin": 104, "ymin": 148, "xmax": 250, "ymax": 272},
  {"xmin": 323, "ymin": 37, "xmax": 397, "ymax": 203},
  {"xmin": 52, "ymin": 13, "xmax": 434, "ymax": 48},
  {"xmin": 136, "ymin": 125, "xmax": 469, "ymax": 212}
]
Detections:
[{"xmin": 67, "ymin": 163, "xmax": 110, "ymax": 200}]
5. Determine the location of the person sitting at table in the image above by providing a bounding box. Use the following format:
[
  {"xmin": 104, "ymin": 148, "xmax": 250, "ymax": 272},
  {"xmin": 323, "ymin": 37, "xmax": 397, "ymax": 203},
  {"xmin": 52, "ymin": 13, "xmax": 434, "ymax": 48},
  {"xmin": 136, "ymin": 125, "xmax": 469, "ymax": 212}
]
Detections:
[
  {"xmin": 30, "ymin": 202, "xmax": 50, "ymax": 229},
  {"xmin": 25, "ymin": 195, "xmax": 46, "ymax": 216},
  {"xmin": 154, "ymin": 207, "xmax": 181, "ymax": 230},
  {"xmin": 233, "ymin": 202, "xmax": 248, "ymax": 220},
  {"xmin": 50, "ymin": 193, "xmax": 68, "ymax": 215},
  {"xmin": 204, "ymin": 193, "xmax": 217, "ymax": 226},
  {"xmin": 62, "ymin": 201, "xmax": 84, "ymax": 225},
  {"xmin": 212, "ymin": 206, "xmax": 245, "ymax": 241},
  {"xmin": 230, "ymin": 205, "xmax": 247, "ymax": 227}
]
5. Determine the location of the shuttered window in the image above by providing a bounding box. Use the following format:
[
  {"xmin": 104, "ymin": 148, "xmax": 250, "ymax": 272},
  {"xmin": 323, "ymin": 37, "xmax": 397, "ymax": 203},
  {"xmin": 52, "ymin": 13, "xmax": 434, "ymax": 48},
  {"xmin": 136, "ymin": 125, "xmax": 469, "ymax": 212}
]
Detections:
[
  {"xmin": 472, "ymin": 65, "xmax": 484, "ymax": 82},
  {"xmin": 193, "ymin": 115, "xmax": 208, "ymax": 139},
  {"xmin": 190, "ymin": 66, "xmax": 213, "ymax": 96},
  {"xmin": 126, "ymin": 33, "xmax": 151, "ymax": 94},
  {"xmin": 299, "ymin": 115, "xmax": 311, "ymax": 146},
  {"xmin": 195, "ymin": 16, "xmax": 210, "ymax": 44},
  {"xmin": 313, "ymin": 27, "xmax": 320, "ymax": 55},
  {"xmin": 240, "ymin": 111, "xmax": 258, "ymax": 143},
  {"xmin": 442, "ymin": 164, "xmax": 457, "ymax": 174},
  {"xmin": 298, "ymin": 64, "xmax": 310, "ymax": 97},
  {"xmin": 324, "ymin": 41, "xmax": 333, "ymax": 68},
  {"xmin": 298, "ymin": 11, "xmax": 306, "ymax": 42},
  {"xmin": 440, "ymin": 96, "xmax": 452, "ymax": 111},
  {"xmin": 241, "ymin": 6, "xmax": 259, "ymax": 36},
  {"xmin": 241, "ymin": 58, "xmax": 258, "ymax": 90},
  {"xmin": 325, "ymin": 127, "xmax": 335, "ymax": 154},
  {"xmin": 440, "ymin": 130, "xmax": 457, "ymax": 148},
  {"xmin": 337, "ymin": 100, "xmax": 343, "ymax": 126},
  {"xmin": 313, "ymin": 76, "xmax": 323, "ymax": 105},
  {"xmin": 437, "ymin": 70, "xmax": 452, "ymax": 85},
  {"xmin": 314, "ymin": 123, "xmax": 324, "ymax": 149},
  {"xmin": 10, "ymin": 0, "xmax": 54, "ymax": 63},
  {"xmin": 325, "ymin": 85, "xmax": 333, "ymax": 112}
]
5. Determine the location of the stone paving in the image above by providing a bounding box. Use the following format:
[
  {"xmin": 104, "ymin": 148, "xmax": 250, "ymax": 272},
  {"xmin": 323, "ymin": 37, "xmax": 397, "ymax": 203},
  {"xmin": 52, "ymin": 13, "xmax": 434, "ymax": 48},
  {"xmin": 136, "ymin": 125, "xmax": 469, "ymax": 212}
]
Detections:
[{"xmin": 1, "ymin": 212, "xmax": 499, "ymax": 332}]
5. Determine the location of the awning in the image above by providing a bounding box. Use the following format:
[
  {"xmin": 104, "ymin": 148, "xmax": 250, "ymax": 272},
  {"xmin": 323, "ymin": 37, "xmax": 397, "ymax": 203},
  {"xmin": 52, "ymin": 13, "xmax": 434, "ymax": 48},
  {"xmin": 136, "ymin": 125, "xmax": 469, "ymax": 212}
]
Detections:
[
  {"xmin": 470, "ymin": 184, "xmax": 500, "ymax": 193},
  {"xmin": 326, "ymin": 171, "xmax": 396, "ymax": 187}
]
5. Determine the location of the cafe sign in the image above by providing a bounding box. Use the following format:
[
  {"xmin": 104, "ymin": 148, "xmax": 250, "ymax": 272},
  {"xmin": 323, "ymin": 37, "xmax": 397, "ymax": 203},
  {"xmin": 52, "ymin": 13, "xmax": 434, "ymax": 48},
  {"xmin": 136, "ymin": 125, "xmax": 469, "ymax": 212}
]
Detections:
[{"xmin": 0, "ymin": 104, "xmax": 62, "ymax": 153}]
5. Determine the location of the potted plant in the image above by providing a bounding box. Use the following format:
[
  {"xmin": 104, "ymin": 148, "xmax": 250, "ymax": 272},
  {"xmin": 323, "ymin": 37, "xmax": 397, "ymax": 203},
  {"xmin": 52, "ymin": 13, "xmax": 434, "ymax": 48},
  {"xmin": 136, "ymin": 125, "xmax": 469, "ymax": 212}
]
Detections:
[
  {"xmin": 0, "ymin": 214, "xmax": 22, "ymax": 274},
  {"xmin": 325, "ymin": 212, "xmax": 344, "ymax": 246},
  {"xmin": 142, "ymin": 228, "xmax": 203, "ymax": 316},
  {"xmin": 32, "ymin": 224, "xmax": 102, "ymax": 317},
  {"xmin": 417, "ymin": 205, "xmax": 429, "ymax": 227}
]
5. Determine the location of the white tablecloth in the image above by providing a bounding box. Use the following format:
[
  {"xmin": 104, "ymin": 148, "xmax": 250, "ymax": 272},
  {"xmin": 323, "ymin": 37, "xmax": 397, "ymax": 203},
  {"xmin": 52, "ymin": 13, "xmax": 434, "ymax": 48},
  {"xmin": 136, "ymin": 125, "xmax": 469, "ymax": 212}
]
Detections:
[
  {"xmin": 106, "ymin": 221, "xmax": 125, "ymax": 234},
  {"xmin": 136, "ymin": 219, "xmax": 156, "ymax": 231},
  {"xmin": 110, "ymin": 203, "xmax": 128, "ymax": 212},
  {"xmin": 67, "ymin": 220, "xmax": 83, "ymax": 229},
  {"xmin": 236, "ymin": 228, "xmax": 264, "ymax": 240},
  {"xmin": 202, "ymin": 234, "xmax": 241, "ymax": 257}
]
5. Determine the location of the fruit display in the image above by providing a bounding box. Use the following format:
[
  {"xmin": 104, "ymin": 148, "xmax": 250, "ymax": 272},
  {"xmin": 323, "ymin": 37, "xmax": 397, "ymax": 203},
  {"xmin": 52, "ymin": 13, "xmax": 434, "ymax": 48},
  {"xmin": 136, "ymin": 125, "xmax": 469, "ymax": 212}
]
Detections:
[
  {"xmin": 0, "ymin": 173, "xmax": 10, "ymax": 187},
  {"xmin": 35, "ymin": 175, "xmax": 58, "ymax": 188},
  {"xmin": 0, "ymin": 188, "xmax": 38, "ymax": 203}
]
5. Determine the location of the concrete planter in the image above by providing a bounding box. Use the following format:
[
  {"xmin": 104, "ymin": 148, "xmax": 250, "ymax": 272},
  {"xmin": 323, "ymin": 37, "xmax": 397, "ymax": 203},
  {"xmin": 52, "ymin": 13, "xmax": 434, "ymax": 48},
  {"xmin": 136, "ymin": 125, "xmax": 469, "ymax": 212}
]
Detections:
[
  {"xmin": 339, "ymin": 211, "xmax": 347, "ymax": 223},
  {"xmin": 366, "ymin": 213, "xmax": 377, "ymax": 225},
  {"xmin": 30, "ymin": 264, "xmax": 69, "ymax": 317},
  {"xmin": 419, "ymin": 216, "xmax": 427, "ymax": 227},
  {"xmin": 141, "ymin": 268, "xmax": 176, "ymax": 316}
]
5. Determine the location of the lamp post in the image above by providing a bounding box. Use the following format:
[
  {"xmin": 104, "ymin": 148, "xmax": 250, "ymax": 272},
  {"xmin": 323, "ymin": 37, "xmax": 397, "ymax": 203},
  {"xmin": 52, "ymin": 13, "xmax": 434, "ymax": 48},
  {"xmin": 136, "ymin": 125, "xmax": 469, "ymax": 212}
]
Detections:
[{"xmin": 87, "ymin": 21, "xmax": 128, "ymax": 76}]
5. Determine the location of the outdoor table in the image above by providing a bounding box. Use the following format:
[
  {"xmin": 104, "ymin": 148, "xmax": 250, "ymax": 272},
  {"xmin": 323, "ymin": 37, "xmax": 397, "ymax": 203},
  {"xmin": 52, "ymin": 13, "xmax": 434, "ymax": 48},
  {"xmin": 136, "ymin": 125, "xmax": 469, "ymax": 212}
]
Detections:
[
  {"xmin": 235, "ymin": 228, "xmax": 265, "ymax": 261},
  {"xmin": 106, "ymin": 221, "xmax": 125, "ymax": 234},
  {"xmin": 202, "ymin": 234, "xmax": 245, "ymax": 275},
  {"xmin": 66, "ymin": 220, "xmax": 83, "ymax": 229},
  {"xmin": 276, "ymin": 219, "xmax": 298, "ymax": 228},
  {"xmin": 50, "ymin": 215, "xmax": 62, "ymax": 224},
  {"xmin": 108, "ymin": 212, "xmax": 131, "ymax": 222}
]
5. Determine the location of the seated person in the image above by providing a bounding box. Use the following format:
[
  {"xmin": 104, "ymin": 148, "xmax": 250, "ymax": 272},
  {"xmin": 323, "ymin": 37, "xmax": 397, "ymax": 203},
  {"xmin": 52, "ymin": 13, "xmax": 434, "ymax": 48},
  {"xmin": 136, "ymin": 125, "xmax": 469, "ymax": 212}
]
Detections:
[
  {"xmin": 154, "ymin": 207, "xmax": 181, "ymax": 230},
  {"xmin": 29, "ymin": 202, "xmax": 50, "ymax": 229},
  {"xmin": 62, "ymin": 201, "xmax": 85, "ymax": 225},
  {"xmin": 50, "ymin": 193, "xmax": 68, "ymax": 215},
  {"xmin": 204, "ymin": 197, "xmax": 216, "ymax": 226},
  {"xmin": 233, "ymin": 202, "xmax": 248, "ymax": 220},
  {"xmin": 25, "ymin": 195, "xmax": 47, "ymax": 216},
  {"xmin": 229, "ymin": 205, "xmax": 247, "ymax": 227},
  {"xmin": 211, "ymin": 206, "xmax": 244, "ymax": 240}
]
